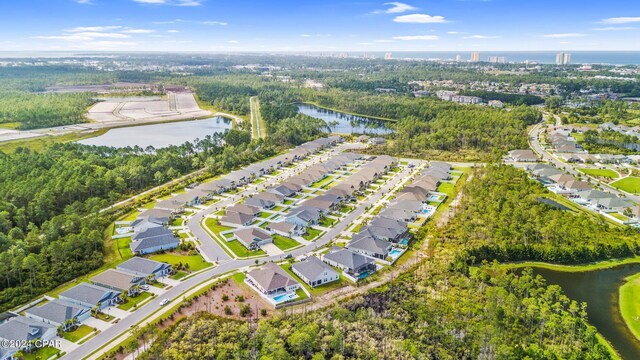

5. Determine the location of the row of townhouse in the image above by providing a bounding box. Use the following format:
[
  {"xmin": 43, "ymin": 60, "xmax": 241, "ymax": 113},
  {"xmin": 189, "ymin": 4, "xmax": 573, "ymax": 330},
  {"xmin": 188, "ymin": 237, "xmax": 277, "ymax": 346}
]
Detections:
[
  {"xmin": 0, "ymin": 257, "xmax": 172, "ymax": 358},
  {"xmin": 219, "ymin": 150, "xmax": 360, "ymax": 249},
  {"xmin": 527, "ymin": 164, "xmax": 640, "ymax": 219},
  {"xmin": 344, "ymin": 162, "xmax": 453, "ymax": 265}
]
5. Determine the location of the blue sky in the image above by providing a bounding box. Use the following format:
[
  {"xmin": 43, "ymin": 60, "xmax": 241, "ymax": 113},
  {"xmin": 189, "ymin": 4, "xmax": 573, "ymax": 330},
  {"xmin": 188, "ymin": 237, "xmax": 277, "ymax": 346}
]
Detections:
[{"xmin": 1, "ymin": 0, "xmax": 639, "ymax": 52}]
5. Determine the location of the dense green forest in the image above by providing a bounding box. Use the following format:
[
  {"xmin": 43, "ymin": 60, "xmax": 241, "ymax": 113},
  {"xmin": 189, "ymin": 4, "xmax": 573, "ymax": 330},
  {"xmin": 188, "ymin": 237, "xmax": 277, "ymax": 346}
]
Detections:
[
  {"xmin": 445, "ymin": 165, "xmax": 640, "ymax": 265},
  {"xmin": 0, "ymin": 92, "xmax": 95, "ymax": 129},
  {"xmin": 581, "ymin": 129, "xmax": 640, "ymax": 154},
  {"xmin": 459, "ymin": 89, "xmax": 544, "ymax": 106},
  {"xmin": 137, "ymin": 262, "xmax": 609, "ymax": 360}
]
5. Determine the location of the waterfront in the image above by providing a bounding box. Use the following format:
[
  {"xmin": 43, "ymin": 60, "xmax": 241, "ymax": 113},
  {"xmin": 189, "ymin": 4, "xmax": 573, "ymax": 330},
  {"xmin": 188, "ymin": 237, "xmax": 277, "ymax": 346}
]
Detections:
[{"xmin": 297, "ymin": 103, "xmax": 394, "ymax": 135}]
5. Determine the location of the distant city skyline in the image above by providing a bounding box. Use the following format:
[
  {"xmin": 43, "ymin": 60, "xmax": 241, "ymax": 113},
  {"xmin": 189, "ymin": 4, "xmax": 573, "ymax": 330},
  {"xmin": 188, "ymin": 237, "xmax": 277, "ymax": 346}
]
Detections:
[{"xmin": 0, "ymin": 0, "xmax": 639, "ymax": 52}]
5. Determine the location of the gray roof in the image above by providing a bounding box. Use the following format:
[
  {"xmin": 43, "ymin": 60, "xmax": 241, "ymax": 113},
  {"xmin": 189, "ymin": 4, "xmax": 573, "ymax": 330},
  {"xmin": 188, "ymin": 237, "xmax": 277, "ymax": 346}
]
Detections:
[
  {"xmin": 26, "ymin": 299, "xmax": 88, "ymax": 325},
  {"xmin": 266, "ymin": 221, "xmax": 297, "ymax": 233},
  {"xmin": 0, "ymin": 316, "xmax": 56, "ymax": 342},
  {"xmin": 91, "ymin": 269, "xmax": 144, "ymax": 291},
  {"xmin": 348, "ymin": 236, "xmax": 392, "ymax": 255},
  {"xmin": 130, "ymin": 233, "xmax": 179, "ymax": 253},
  {"xmin": 234, "ymin": 227, "xmax": 271, "ymax": 248},
  {"xmin": 59, "ymin": 283, "xmax": 120, "ymax": 306},
  {"xmin": 132, "ymin": 225, "xmax": 173, "ymax": 241},
  {"xmin": 379, "ymin": 208, "xmax": 416, "ymax": 221},
  {"xmin": 117, "ymin": 257, "xmax": 171, "ymax": 277},
  {"xmin": 247, "ymin": 263, "xmax": 299, "ymax": 293},
  {"xmin": 244, "ymin": 197, "xmax": 276, "ymax": 209},
  {"xmin": 388, "ymin": 199, "xmax": 424, "ymax": 212},
  {"xmin": 576, "ymin": 190, "xmax": 616, "ymax": 200},
  {"xmin": 291, "ymin": 256, "xmax": 337, "ymax": 282},
  {"xmin": 323, "ymin": 248, "xmax": 374, "ymax": 270},
  {"xmin": 220, "ymin": 211, "xmax": 255, "ymax": 226},
  {"xmin": 287, "ymin": 207, "xmax": 321, "ymax": 222}
]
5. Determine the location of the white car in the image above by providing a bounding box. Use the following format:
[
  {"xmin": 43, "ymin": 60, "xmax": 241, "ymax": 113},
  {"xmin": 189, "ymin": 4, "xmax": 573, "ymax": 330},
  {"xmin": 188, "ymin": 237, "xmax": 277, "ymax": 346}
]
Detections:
[
  {"xmin": 140, "ymin": 285, "xmax": 149, "ymax": 291},
  {"xmin": 159, "ymin": 298, "xmax": 169, "ymax": 306}
]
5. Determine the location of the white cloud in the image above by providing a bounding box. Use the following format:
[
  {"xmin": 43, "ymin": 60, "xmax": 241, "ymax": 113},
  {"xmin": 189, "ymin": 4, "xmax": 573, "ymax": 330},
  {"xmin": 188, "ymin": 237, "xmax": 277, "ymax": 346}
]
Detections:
[
  {"xmin": 383, "ymin": 2, "xmax": 416, "ymax": 14},
  {"xmin": 542, "ymin": 33, "xmax": 588, "ymax": 38},
  {"xmin": 463, "ymin": 35, "xmax": 501, "ymax": 39},
  {"xmin": 392, "ymin": 35, "xmax": 439, "ymax": 40},
  {"xmin": 358, "ymin": 42, "xmax": 374, "ymax": 45},
  {"xmin": 447, "ymin": 31, "xmax": 467, "ymax": 35},
  {"xmin": 32, "ymin": 35, "xmax": 93, "ymax": 42},
  {"xmin": 75, "ymin": 0, "xmax": 94, "ymax": 4},
  {"xmin": 300, "ymin": 34, "xmax": 312, "ymax": 37},
  {"xmin": 66, "ymin": 26, "xmax": 122, "ymax": 32},
  {"xmin": 152, "ymin": 19, "xmax": 227, "ymax": 26},
  {"xmin": 393, "ymin": 14, "xmax": 447, "ymax": 23},
  {"xmin": 593, "ymin": 26, "xmax": 636, "ymax": 31},
  {"xmin": 600, "ymin": 17, "xmax": 640, "ymax": 24},
  {"xmin": 374, "ymin": 39, "xmax": 394, "ymax": 42},
  {"xmin": 228, "ymin": 40, "xmax": 239, "ymax": 43},
  {"xmin": 167, "ymin": 29, "xmax": 180, "ymax": 33},
  {"xmin": 73, "ymin": 32, "xmax": 131, "ymax": 38},
  {"xmin": 122, "ymin": 28, "xmax": 156, "ymax": 34}
]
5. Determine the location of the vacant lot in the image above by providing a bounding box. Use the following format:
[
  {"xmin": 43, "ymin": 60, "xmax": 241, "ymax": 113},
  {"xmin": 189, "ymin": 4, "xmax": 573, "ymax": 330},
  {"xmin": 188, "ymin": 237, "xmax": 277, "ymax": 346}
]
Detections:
[
  {"xmin": 611, "ymin": 177, "xmax": 640, "ymax": 194},
  {"xmin": 149, "ymin": 252, "xmax": 212, "ymax": 272}
]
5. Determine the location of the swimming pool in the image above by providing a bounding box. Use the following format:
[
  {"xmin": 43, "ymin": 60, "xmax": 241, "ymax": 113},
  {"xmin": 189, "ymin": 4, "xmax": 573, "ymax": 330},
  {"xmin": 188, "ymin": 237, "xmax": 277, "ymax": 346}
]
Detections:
[
  {"xmin": 389, "ymin": 249, "xmax": 403, "ymax": 257},
  {"xmin": 399, "ymin": 238, "xmax": 410, "ymax": 246},
  {"xmin": 357, "ymin": 271, "xmax": 372, "ymax": 280},
  {"xmin": 272, "ymin": 292, "xmax": 298, "ymax": 304},
  {"xmin": 428, "ymin": 195, "xmax": 441, "ymax": 201}
]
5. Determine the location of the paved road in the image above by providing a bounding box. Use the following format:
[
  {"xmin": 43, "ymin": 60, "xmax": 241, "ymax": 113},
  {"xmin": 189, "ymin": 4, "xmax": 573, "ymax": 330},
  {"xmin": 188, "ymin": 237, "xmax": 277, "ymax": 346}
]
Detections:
[
  {"xmin": 529, "ymin": 121, "xmax": 640, "ymax": 204},
  {"xmin": 249, "ymin": 96, "xmax": 264, "ymax": 139},
  {"xmin": 63, "ymin": 143, "xmax": 398, "ymax": 360}
]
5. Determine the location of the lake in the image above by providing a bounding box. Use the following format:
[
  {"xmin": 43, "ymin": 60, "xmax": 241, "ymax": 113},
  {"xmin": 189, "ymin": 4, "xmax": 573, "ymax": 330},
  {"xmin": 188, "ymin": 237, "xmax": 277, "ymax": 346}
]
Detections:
[
  {"xmin": 530, "ymin": 264, "xmax": 640, "ymax": 359},
  {"xmin": 79, "ymin": 117, "xmax": 232, "ymax": 149},
  {"xmin": 297, "ymin": 103, "xmax": 394, "ymax": 135}
]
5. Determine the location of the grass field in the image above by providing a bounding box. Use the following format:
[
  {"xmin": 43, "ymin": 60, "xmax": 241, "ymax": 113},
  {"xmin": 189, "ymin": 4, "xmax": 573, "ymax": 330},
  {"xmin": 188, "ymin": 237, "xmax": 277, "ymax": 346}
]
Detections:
[
  {"xmin": 311, "ymin": 176, "xmax": 335, "ymax": 188},
  {"xmin": 20, "ymin": 346, "xmax": 61, "ymax": 360},
  {"xmin": 620, "ymin": 272, "xmax": 640, "ymax": 342},
  {"xmin": 118, "ymin": 291, "xmax": 153, "ymax": 311},
  {"xmin": 149, "ymin": 252, "xmax": 212, "ymax": 272},
  {"xmin": 272, "ymin": 235, "xmax": 300, "ymax": 251},
  {"xmin": 578, "ymin": 167, "xmax": 619, "ymax": 179},
  {"xmin": 204, "ymin": 218, "xmax": 234, "ymax": 235},
  {"xmin": 116, "ymin": 237, "xmax": 133, "ymax": 259},
  {"xmin": 302, "ymin": 227, "xmax": 322, "ymax": 241},
  {"xmin": 319, "ymin": 217, "xmax": 337, "ymax": 227},
  {"xmin": 224, "ymin": 240, "xmax": 266, "ymax": 258},
  {"xmin": 436, "ymin": 182, "xmax": 455, "ymax": 196},
  {"xmin": 611, "ymin": 177, "xmax": 640, "ymax": 194},
  {"xmin": 63, "ymin": 324, "xmax": 96, "ymax": 343}
]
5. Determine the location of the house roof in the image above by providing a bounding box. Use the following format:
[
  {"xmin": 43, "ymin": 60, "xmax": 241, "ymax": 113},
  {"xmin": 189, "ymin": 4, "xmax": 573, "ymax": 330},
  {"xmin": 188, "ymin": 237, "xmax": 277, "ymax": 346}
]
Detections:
[
  {"xmin": 594, "ymin": 197, "xmax": 634, "ymax": 209},
  {"xmin": 301, "ymin": 198, "xmax": 334, "ymax": 210},
  {"xmin": 117, "ymin": 257, "xmax": 170, "ymax": 277},
  {"xmin": 220, "ymin": 211, "xmax": 255, "ymax": 226},
  {"xmin": 291, "ymin": 256, "xmax": 337, "ymax": 281},
  {"xmin": 132, "ymin": 225, "xmax": 173, "ymax": 242},
  {"xmin": 247, "ymin": 263, "xmax": 299, "ymax": 293},
  {"xmin": 266, "ymin": 221, "xmax": 297, "ymax": 233},
  {"xmin": 253, "ymin": 192, "xmax": 284, "ymax": 203},
  {"xmin": 286, "ymin": 207, "xmax": 321, "ymax": 222},
  {"xmin": 244, "ymin": 197, "xmax": 276, "ymax": 209},
  {"xmin": 323, "ymin": 249, "xmax": 373, "ymax": 270},
  {"xmin": 155, "ymin": 198, "xmax": 184, "ymax": 211},
  {"xmin": 0, "ymin": 316, "xmax": 56, "ymax": 342},
  {"xmin": 388, "ymin": 199, "xmax": 424, "ymax": 212},
  {"xmin": 227, "ymin": 204, "xmax": 260, "ymax": 216},
  {"xmin": 130, "ymin": 234, "xmax": 179, "ymax": 253},
  {"xmin": 59, "ymin": 283, "xmax": 120, "ymax": 306},
  {"xmin": 430, "ymin": 161, "xmax": 452, "ymax": 171},
  {"xmin": 348, "ymin": 236, "xmax": 392, "ymax": 255},
  {"xmin": 509, "ymin": 149, "xmax": 538, "ymax": 161},
  {"xmin": 268, "ymin": 185, "xmax": 296, "ymax": 197},
  {"xmin": 576, "ymin": 190, "xmax": 616, "ymax": 200},
  {"xmin": 26, "ymin": 299, "xmax": 87, "ymax": 325},
  {"xmin": 234, "ymin": 227, "xmax": 271, "ymax": 248},
  {"xmin": 562, "ymin": 180, "xmax": 591, "ymax": 190},
  {"xmin": 91, "ymin": 269, "xmax": 143, "ymax": 291},
  {"xmin": 379, "ymin": 208, "xmax": 416, "ymax": 221}
]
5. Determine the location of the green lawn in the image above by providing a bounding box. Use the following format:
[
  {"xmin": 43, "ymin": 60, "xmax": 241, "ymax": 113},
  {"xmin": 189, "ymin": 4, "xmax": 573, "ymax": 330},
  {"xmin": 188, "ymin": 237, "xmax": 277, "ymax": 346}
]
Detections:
[
  {"xmin": 116, "ymin": 237, "xmax": 133, "ymax": 260},
  {"xmin": 311, "ymin": 176, "xmax": 335, "ymax": 188},
  {"xmin": 149, "ymin": 252, "xmax": 212, "ymax": 272},
  {"xmin": 204, "ymin": 218, "xmax": 234, "ymax": 235},
  {"xmin": 436, "ymin": 182, "xmax": 455, "ymax": 196},
  {"xmin": 258, "ymin": 212, "xmax": 272, "ymax": 219},
  {"xmin": 225, "ymin": 240, "xmax": 266, "ymax": 258},
  {"xmin": 352, "ymin": 223, "xmax": 363, "ymax": 233},
  {"xmin": 610, "ymin": 212, "xmax": 629, "ymax": 221},
  {"xmin": 170, "ymin": 271, "xmax": 188, "ymax": 280},
  {"xmin": 118, "ymin": 291, "xmax": 153, "ymax": 311},
  {"xmin": 118, "ymin": 210, "xmax": 140, "ymax": 222},
  {"xmin": 578, "ymin": 167, "xmax": 619, "ymax": 179},
  {"xmin": 62, "ymin": 324, "xmax": 96, "ymax": 343},
  {"xmin": 272, "ymin": 235, "xmax": 301, "ymax": 251},
  {"xmin": 272, "ymin": 205, "xmax": 285, "ymax": 212},
  {"xmin": 302, "ymin": 227, "xmax": 322, "ymax": 241},
  {"xmin": 620, "ymin": 272, "xmax": 640, "ymax": 342},
  {"xmin": 171, "ymin": 218, "xmax": 184, "ymax": 226},
  {"xmin": 280, "ymin": 263, "xmax": 346, "ymax": 296},
  {"xmin": 283, "ymin": 199, "xmax": 295, "ymax": 205},
  {"xmin": 93, "ymin": 311, "xmax": 116, "ymax": 322},
  {"xmin": 319, "ymin": 217, "xmax": 337, "ymax": 227},
  {"xmin": 20, "ymin": 346, "xmax": 61, "ymax": 360},
  {"xmin": 611, "ymin": 177, "xmax": 640, "ymax": 194}
]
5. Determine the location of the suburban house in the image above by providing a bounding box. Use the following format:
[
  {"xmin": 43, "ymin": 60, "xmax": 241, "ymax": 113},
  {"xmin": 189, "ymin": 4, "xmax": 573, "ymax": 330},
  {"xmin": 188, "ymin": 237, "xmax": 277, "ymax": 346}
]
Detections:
[
  {"xmin": 0, "ymin": 316, "xmax": 57, "ymax": 356},
  {"xmin": 266, "ymin": 221, "xmax": 306, "ymax": 238},
  {"xmin": 245, "ymin": 262, "xmax": 301, "ymax": 296},
  {"xmin": 116, "ymin": 257, "xmax": 172, "ymax": 279},
  {"xmin": 322, "ymin": 248, "xmax": 376, "ymax": 280},
  {"xmin": 268, "ymin": 184, "xmax": 297, "ymax": 197},
  {"xmin": 421, "ymin": 167, "xmax": 450, "ymax": 182},
  {"xmin": 244, "ymin": 196, "xmax": 276, "ymax": 210},
  {"xmin": 291, "ymin": 256, "xmax": 340, "ymax": 287},
  {"xmin": 395, "ymin": 192, "xmax": 428, "ymax": 204},
  {"xmin": 91, "ymin": 269, "xmax": 146, "ymax": 296},
  {"xmin": 379, "ymin": 208, "xmax": 417, "ymax": 223},
  {"xmin": 285, "ymin": 207, "xmax": 321, "ymax": 227},
  {"xmin": 398, "ymin": 186, "xmax": 430, "ymax": 202},
  {"xmin": 355, "ymin": 217, "xmax": 408, "ymax": 243},
  {"xmin": 155, "ymin": 198, "xmax": 186, "ymax": 214},
  {"xmin": 233, "ymin": 227, "xmax": 273, "ymax": 250},
  {"xmin": 368, "ymin": 137, "xmax": 387, "ymax": 145},
  {"xmin": 508, "ymin": 149, "xmax": 539, "ymax": 162},
  {"xmin": 347, "ymin": 236, "xmax": 392, "ymax": 260},
  {"xmin": 594, "ymin": 197, "xmax": 634, "ymax": 212},
  {"xmin": 129, "ymin": 225, "xmax": 179, "ymax": 255},
  {"xmin": 130, "ymin": 208, "xmax": 173, "ymax": 229},
  {"xmin": 300, "ymin": 198, "xmax": 335, "ymax": 216},
  {"xmin": 25, "ymin": 299, "xmax": 91, "ymax": 331},
  {"xmin": 59, "ymin": 283, "xmax": 121, "ymax": 310},
  {"xmin": 227, "ymin": 204, "xmax": 260, "ymax": 217},
  {"xmin": 430, "ymin": 161, "xmax": 452, "ymax": 172},
  {"xmin": 220, "ymin": 210, "xmax": 255, "ymax": 227}
]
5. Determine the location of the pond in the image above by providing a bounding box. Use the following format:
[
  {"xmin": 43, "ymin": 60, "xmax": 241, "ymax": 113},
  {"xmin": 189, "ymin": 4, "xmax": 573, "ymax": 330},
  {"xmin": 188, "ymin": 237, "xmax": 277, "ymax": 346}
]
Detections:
[
  {"xmin": 529, "ymin": 264, "xmax": 640, "ymax": 359},
  {"xmin": 79, "ymin": 116, "xmax": 232, "ymax": 149},
  {"xmin": 297, "ymin": 103, "xmax": 394, "ymax": 135}
]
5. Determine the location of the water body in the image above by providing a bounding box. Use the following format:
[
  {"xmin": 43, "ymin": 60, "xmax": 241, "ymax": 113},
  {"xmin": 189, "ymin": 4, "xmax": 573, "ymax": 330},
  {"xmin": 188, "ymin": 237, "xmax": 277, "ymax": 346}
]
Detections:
[
  {"xmin": 297, "ymin": 103, "xmax": 394, "ymax": 135},
  {"xmin": 529, "ymin": 264, "xmax": 640, "ymax": 359},
  {"xmin": 79, "ymin": 116, "xmax": 231, "ymax": 149},
  {"xmin": 348, "ymin": 51, "xmax": 640, "ymax": 65}
]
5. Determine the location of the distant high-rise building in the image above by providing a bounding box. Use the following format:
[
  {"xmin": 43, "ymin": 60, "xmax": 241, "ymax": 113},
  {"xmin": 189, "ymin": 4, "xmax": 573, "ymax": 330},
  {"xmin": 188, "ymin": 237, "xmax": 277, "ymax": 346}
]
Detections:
[
  {"xmin": 470, "ymin": 52, "xmax": 480, "ymax": 62},
  {"xmin": 455, "ymin": 54, "xmax": 461, "ymax": 62},
  {"xmin": 489, "ymin": 56, "xmax": 507, "ymax": 64},
  {"xmin": 556, "ymin": 52, "xmax": 571, "ymax": 65},
  {"xmin": 384, "ymin": 52, "xmax": 393, "ymax": 60}
]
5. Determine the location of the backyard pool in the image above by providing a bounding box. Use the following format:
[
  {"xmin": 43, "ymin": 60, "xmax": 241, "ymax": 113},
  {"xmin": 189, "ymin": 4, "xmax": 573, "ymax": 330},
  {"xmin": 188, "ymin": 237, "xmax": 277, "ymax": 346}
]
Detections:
[
  {"xmin": 272, "ymin": 292, "xmax": 298, "ymax": 304},
  {"xmin": 357, "ymin": 271, "xmax": 372, "ymax": 280},
  {"xmin": 428, "ymin": 194, "xmax": 442, "ymax": 201},
  {"xmin": 389, "ymin": 248, "xmax": 403, "ymax": 259},
  {"xmin": 399, "ymin": 238, "xmax": 410, "ymax": 246}
]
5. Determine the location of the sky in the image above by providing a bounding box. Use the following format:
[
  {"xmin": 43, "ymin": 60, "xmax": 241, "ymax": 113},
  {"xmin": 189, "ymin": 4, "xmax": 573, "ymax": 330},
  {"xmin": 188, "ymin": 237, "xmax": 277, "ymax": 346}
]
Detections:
[{"xmin": 0, "ymin": 0, "xmax": 639, "ymax": 52}]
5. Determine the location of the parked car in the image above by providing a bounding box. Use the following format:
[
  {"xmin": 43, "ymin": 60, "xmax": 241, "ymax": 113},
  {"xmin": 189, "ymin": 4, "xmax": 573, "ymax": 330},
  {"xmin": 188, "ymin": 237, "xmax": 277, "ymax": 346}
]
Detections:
[
  {"xmin": 159, "ymin": 298, "xmax": 169, "ymax": 306},
  {"xmin": 140, "ymin": 285, "xmax": 149, "ymax": 291}
]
